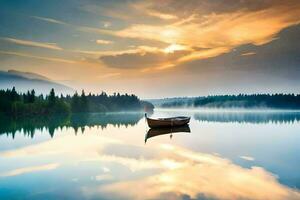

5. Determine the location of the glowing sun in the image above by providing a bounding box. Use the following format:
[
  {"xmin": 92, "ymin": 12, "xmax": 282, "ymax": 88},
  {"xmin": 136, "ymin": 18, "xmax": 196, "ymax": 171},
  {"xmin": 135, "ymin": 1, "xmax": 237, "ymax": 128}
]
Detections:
[{"xmin": 163, "ymin": 44, "xmax": 186, "ymax": 53}]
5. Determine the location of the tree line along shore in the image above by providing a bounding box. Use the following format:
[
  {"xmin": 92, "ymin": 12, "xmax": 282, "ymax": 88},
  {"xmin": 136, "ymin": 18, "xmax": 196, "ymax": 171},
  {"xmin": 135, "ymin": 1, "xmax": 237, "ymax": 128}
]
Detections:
[
  {"xmin": 0, "ymin": 87, "xmax": 154, "ymax": 118},
  {"xmin": 160, "ymin": 94, "xmax": 300, "ymax": 109}
]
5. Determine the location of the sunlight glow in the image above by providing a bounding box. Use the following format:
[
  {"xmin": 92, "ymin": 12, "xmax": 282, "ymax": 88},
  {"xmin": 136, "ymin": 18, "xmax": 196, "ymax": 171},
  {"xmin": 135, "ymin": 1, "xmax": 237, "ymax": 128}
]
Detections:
[
  {"xmin": 162, "ymin": 29, "xmax": 178, "ymax": 37},
  {"xmin": 163, "ymin": 44, "xmax": 186, "ymax": 53},
  {"xmin": 160, "ymin": 159, "xmax": 183, "ymax": 170}
]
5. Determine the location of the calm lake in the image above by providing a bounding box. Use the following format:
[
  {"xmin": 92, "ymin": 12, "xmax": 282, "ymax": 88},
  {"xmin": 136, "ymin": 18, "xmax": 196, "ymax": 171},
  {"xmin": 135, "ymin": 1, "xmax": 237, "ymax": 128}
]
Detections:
[{"xmin": 1, "ymin": 109, "xmax": 300, "ymax": 200}]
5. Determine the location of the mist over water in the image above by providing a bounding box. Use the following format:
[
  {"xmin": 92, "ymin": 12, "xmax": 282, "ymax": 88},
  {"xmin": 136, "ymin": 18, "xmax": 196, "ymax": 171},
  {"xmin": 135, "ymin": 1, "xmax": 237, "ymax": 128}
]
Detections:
[
  {"xmin": 0, "ymin": 109, "xmax": 300, "ymax": 200},
  {"xmin": 1, "ymin": 110, "xmax": 300, "ymax": 138}
]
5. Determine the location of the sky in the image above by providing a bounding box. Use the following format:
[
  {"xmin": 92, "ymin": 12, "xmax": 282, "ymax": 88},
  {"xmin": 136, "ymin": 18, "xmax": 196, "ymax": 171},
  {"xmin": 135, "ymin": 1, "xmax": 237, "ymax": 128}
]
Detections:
[{"xmin": 0, "ymin": 0, "xmax": 299, "ymax": 98}]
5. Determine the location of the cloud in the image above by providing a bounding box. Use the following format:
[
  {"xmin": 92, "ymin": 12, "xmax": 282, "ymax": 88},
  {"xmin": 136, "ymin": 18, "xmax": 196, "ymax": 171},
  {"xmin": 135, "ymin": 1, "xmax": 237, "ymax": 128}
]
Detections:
[
  {"xmin": 27, "ymin": 1, "xmax": 300, "ymax": 70},
  {"xmin": 32, "ymin": 15, "xmax": 114, "ymax": 37},
  {"xmin": 146, "ymin": 0, "xmax": 298, "ymax": 17},
  {"xmin": 74, "ymin": 45, "xmax": 186, "ymax": 70},
  {"xmin": 147, "ymin": 11, "xmax": 177, "ymax": 20},
  {"xmin": 44, "ymin": 0, "xmax": 299, "ymax": 73},
  {"xmin": 75, "ymin": 45, "xmax": 161, "ymax": 57},
  {"xmin": 98, "ymin": 72, "xmax": 121, "ymax": 79},
  {"xmin": 0, "ymin": 50, "xmax": 76, "ymax": 64},
  {"xmin": 241, "ymin": 52, "xmax": 256, "ymax": 56},
  {"xmin": 1, "ymin": 37, "xmax": 63, "ymax": 50},
  {"xmin": 31, "ymin": 16, "xmax": 67, "ymax": 25},
  {"xmin": 3, "ymin": 0, "xmax": 299, "ymax": 89},
  {"xmin": 132, "ymin": 1, "xmax": 178, "ymax": 20},
  {"xmin": 0, "ymin": 163, "xmax": 59, "ymax": 177},
  {"xmin": 77, "ymin": 25, "xmax": 115, "ymax": 36},
  {"xmin": 96, "ymin": 39, "xmax": 113, "ymax": 45},
  {"xmin": 182, "ymin": 24, "xmax": 300, "ymax": 75},
  {"xmin": 112, "ymin": 0, "xmax": 300, "ymax": 64},
  {"xmin": 100, "ymin": 49, "xmax": 190, "ymax": 69}
]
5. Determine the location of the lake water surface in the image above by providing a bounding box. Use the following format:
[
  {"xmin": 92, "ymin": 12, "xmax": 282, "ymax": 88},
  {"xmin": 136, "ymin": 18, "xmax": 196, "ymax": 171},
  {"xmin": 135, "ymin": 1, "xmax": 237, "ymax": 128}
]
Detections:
[{"xmin": 1, "ymin": 109, "xmax": 300, "ymax": 200}]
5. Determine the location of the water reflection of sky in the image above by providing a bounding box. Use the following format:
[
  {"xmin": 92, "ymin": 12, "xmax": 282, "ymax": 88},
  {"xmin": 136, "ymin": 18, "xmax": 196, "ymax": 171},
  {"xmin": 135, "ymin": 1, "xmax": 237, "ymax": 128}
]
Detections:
[{"xmin": 0, "ymin": 110, "xmax": 300, "ymax": 200}]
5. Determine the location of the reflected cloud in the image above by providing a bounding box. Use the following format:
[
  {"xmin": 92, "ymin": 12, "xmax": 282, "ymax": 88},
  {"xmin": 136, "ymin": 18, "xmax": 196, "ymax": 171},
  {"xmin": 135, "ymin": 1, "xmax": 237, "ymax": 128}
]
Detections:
[
  {"xmin": 0, "ymin": 163, "xmax": 59, "ymax": 177},
  {"xmin": 95, "ymin": 174, "xmax": 113, "ymax": 182},
  {"xmin": 1, "ymin": 125, "xmax": 300, "ymax": 199},
  {"xmin": 240, "ymin": 156, "xmax": 255, "ymax": 161},
  {"xmin": 0, "ymin": 133, "xmax": 121, "ymax": 159},
  {"xmin": 96, "ymin": 145, "xmax": 300, "ymax": 200}
]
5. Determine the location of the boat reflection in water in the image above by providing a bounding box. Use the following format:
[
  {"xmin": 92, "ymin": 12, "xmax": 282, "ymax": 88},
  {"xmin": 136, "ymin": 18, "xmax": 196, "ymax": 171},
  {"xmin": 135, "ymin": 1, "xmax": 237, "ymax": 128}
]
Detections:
[{"xmin": 145, "ymin": 125, "xmax": 191, "ymax": 143}]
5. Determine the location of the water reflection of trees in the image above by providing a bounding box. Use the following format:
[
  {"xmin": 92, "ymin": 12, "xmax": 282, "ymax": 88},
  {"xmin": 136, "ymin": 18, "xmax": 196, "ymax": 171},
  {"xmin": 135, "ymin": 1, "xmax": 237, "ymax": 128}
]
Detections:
[
  {"xmin": 194, "ymin": 112, "xmax": 300, "ymax": 124},
  {"xmin": 0, "ymin": 112, "xmax": 144, "ymax": 138}
]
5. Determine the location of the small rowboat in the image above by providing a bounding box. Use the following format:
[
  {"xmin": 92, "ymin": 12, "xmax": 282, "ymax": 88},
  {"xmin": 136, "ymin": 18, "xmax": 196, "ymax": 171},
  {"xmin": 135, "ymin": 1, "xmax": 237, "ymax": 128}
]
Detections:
[{"xmin": 145, "ymin": 114, "xmax": 190, "ymax": 128}]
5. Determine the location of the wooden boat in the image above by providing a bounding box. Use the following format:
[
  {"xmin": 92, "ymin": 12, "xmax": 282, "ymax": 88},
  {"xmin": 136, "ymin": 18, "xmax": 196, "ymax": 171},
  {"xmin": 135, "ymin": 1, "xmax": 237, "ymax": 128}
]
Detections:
[
  {"xmin": 145, "ymin": 114, "xmax": 190, "ymax": 128},
  {"xmin": 145, "ymin": 125, "xmax": 190, "ymax": 143}
]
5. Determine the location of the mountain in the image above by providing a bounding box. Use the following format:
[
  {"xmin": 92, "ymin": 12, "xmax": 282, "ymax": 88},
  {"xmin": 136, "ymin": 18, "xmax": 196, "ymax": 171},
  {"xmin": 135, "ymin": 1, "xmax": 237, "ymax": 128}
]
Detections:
[
  {"xmin": 7, "ymin": 70, "xmax": 51, "ymax": 81},
  {"xmin": 0, "ymin": 70, "xmax": 75, "ymax": 95}
]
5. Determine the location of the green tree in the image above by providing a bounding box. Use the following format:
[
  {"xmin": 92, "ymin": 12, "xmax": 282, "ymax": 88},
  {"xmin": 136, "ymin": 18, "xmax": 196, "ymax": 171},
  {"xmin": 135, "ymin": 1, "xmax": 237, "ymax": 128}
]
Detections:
[
  {"xmin": 48, "ymin": 88, "xmax": 56, "ymax": 106},
  {"xmin": 71, "ymin": 91, "xmax": 80, "ymax": 112},
  {"xmin": 11, "ymin": 87, "xmax": 19, "ymax": 102},
  {"xmin": 29, "ymin": 89, "xmax": 35, "ymax": 103},
  {"xmin": 81, "ymin": 90, "xmax": 88, "ymax": 112}
]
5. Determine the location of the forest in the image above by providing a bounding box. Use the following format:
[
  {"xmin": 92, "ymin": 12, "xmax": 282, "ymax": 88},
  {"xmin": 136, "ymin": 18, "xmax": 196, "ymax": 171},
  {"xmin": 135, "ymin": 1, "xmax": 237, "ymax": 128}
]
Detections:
[
  {"xmin": 160, "ymin": 94, "xmax": 300, "ymax": 109},
  {"xmin": 0, "ymin": 87, "xmax": 153, "ymax": 118}
]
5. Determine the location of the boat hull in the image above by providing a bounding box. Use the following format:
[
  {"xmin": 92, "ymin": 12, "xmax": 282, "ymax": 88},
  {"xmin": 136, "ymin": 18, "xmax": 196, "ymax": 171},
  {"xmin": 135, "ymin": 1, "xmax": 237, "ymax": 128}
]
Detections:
[{"xmin": 146, "ymin": 116, "xmax": 190, "ymax": 128}]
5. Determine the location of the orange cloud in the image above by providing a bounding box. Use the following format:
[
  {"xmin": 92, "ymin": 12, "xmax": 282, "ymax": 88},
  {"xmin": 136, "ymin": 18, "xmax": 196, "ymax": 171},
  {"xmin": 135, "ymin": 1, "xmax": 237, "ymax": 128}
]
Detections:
[
  {"xmin": 113, "ymin": 1, "xmax": 300, "ymax": 65},
  {"xmin": 29, "ymin": 0, "xmax": 300, "ymax": 76},
  {"xmin": 241, "ymin": 52, "xmax": 257, "ymax": 56},
  {"xmin": 96, "ymin": 39, "xmax": 113, "ymax": 45},
  {"xmin": 100, "ymin": 50, "xmax": 190, "ymax": 69}
]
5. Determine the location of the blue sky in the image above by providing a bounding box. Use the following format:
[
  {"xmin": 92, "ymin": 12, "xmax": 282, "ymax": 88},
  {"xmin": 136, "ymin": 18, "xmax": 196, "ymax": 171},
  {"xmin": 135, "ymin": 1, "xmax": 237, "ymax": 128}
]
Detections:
[{"xmin": 0, "ymin": 0, "xmax": 300, "ymax": 98}]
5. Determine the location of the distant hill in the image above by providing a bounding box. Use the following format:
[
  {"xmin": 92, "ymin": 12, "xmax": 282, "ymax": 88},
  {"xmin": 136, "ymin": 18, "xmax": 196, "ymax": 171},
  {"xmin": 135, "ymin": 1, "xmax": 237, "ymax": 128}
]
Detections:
[
  {"xmin": 0, "ymin": 70, "xmax": 75, "ymax": 95},
  {"xmin": 7, "ymin": 69, "xmax": 51, "ymax": 81}
]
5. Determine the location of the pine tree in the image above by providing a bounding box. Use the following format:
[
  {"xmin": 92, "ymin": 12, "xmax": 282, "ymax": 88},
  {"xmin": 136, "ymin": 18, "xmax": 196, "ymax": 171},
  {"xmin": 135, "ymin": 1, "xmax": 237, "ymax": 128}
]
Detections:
[
  {"xmin": 71, "ymin": 91, "xmax": 80, "ymax": 112},
  {"xmin": 48, "ymin": 88, "xmax": 56, "ymax": 106},
  {"xmin": 29, "ymin": 89, "xmax": 35, "ymax": 103},
  {"xmin": 11, "ymin": 87, "xmax": 19, "ymax": 102},
  {"xmin": 81, "ymin": 90, "xmax": 88, "ymax": 112}
]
